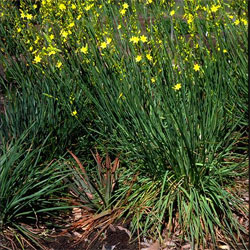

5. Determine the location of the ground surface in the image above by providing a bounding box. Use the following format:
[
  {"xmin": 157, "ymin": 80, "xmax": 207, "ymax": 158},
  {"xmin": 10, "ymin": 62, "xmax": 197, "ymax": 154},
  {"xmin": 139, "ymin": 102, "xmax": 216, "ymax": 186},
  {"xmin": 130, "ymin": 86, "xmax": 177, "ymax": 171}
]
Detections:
[{"xmin": 41, "ymin": 226, "xmax": 140, "ymax": 250}]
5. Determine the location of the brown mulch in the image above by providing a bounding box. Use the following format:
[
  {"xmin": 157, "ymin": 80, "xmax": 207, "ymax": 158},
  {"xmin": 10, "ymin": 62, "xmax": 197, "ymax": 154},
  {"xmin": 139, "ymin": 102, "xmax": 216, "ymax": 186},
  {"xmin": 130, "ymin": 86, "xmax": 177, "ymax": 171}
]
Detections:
[{"xmin": 39, "ymin": 224, "xmax": 140, "ymax": 250}]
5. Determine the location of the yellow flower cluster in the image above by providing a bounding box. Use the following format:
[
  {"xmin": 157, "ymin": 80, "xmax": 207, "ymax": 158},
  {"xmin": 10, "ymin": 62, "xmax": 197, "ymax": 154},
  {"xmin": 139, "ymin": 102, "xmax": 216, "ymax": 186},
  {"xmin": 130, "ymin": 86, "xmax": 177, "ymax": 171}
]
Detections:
[
  {"xmin": 100, "ymin": 38, "xmax": 112, "ymax": 49},
  {"xmin": 130, "ymin": 35, "xmax": 147, "ymax": 44},
  {"xmin": 0, "ymin": 0, "xmax": 246, "ymax": 99},
  {"xmin": 120, "ymin": 2, "xmax": 129, "ymax": 16}
]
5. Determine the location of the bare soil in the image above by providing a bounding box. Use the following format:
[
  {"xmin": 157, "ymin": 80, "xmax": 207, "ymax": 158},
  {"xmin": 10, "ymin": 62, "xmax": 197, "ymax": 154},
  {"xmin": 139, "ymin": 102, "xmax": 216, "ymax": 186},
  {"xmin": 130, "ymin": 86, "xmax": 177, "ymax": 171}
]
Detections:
[{"xmin": 40, "ymin": 226, "xmax": 139, "ymax": 250}]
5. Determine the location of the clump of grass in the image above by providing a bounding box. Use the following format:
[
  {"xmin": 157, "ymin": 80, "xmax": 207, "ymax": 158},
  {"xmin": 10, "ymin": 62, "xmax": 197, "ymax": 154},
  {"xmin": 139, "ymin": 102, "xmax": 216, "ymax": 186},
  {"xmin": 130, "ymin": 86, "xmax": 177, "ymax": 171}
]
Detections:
[
  {"xmin": 75, "ymin": 2, "xmax": 247, "ymax": 248},
  {"xmin": 0, "ymin": 0, "xmax": 247, "ymax": 249},
  {"xmin": 0, "ymin": 127, "xmax": 71, "ymax": 249}
]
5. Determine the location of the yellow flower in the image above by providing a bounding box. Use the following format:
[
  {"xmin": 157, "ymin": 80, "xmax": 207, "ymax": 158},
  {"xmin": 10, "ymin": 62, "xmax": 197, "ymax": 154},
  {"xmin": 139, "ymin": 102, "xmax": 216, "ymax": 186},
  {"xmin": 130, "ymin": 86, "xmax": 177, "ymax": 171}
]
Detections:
[
  {"xmin": 241, "ymin": 18, "xmax": 248, "ymax": 25},
  {"xmin": 59, "ymin": 3, "xmax": 66, "ymax": 11},
  {"xmin": 68, "ymin": 22, "xmax": 75, "ymax": 28},
  {"xmin": 101, "ymin": 42, "xmax": 107, "ymax": 49},
  {"xmin": 173, "ymin": 83, "xmax": 181, "ymax": 90},
  {"xmin": 34, "ymin": 55, "xmax": 41, "ymax": 63},
  {"xmin": 228, "ymin": 15, "xmax": 234, "ymax": 19},
  {"xmin": 61, "ymin": 30, "xmax": 68, "ymax": 38},
  {"xmin": 151, "ymin": 77, "xmax": 156, "ymax": 83},
  {"xmin": 146, "ymin": 0, "xmax": 153, "ymax": 4},
  {"xmin": 56, "ymin": 61, "xmax": 62, "ymax": 68},
  {"xmin": 193, "ymin": 63, "xmax": 200, "ymax": 71},
  {"xmin": 106, "ymin": 38, "xmax": 112, "ymax": 45},
  {"xmin": 146, "ymin": 53, "xmax": 152, "ymax": 61},
  {"xmin": 140, "ymin": 35, "xmax": 147, "ymax": 43},
  {"xmin": 211, "ymin": 5, "xmax": 220, "ymax": 13},
  {"xmin": 118, "ymin": 24, "xmax": 121, "ymax": 29},
  {"xmin": 130, "ymin": 36, "xmax": 140, "ymax": 44},
  {"xmin": 71, "ymin": 110, "xmax": 78, "ymax": 117},
  {"xmin": 49, "ymin": 34, "xmax": 54, "ymax": 40},
  {"xmin": 120, "ymin": 8, "xmax": 126, "ymax": 16},
  {"xmin": 17, "ymin": 27, "xmax": 22, "ymax": 33},
  {"xmin": 123, "ymin": 3, "xmax": 129, "ymax": 9},
  {"xmin": 135, "ymin": 55, "xmax": 142, "ymax": 62},
  {"xmin": 223, "ymin": 49, "xmax": 227, "ymax": 53},
  {"xmin": 80, "ymin": 44, "xmax": 88, "ymax": 54},
  {"xmin": 33, "ymin": 4, "xmax": 37, "ymax": 9},
  {"xmin": 26, "ymin": 13, "xmax": 33, "ymax": 20},
  {"xmin": 170, "ymin": 10, "xmax": 175, "ymax": 16},
  {"xmin": 20, "ymin": 12, "xmax": 26, "ymax": 19},
  {"xmin": 71, "ymin": 4, "xmax": 76, "ymax": 9},
  {"xmin": 234, "ymin": 19, "xmax": 240, "ymax": 25},
  {"xmin": 186, "ymin": 13, "xmax": 194, "ymax": 24}
]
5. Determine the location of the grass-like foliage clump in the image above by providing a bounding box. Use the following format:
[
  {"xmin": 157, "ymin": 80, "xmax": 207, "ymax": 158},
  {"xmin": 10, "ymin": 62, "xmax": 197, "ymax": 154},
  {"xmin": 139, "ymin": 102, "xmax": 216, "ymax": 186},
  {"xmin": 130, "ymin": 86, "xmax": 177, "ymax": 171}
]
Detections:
[{"xmin": 0, "ymin": 0, "xmax": 248, "ymax": 249}]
